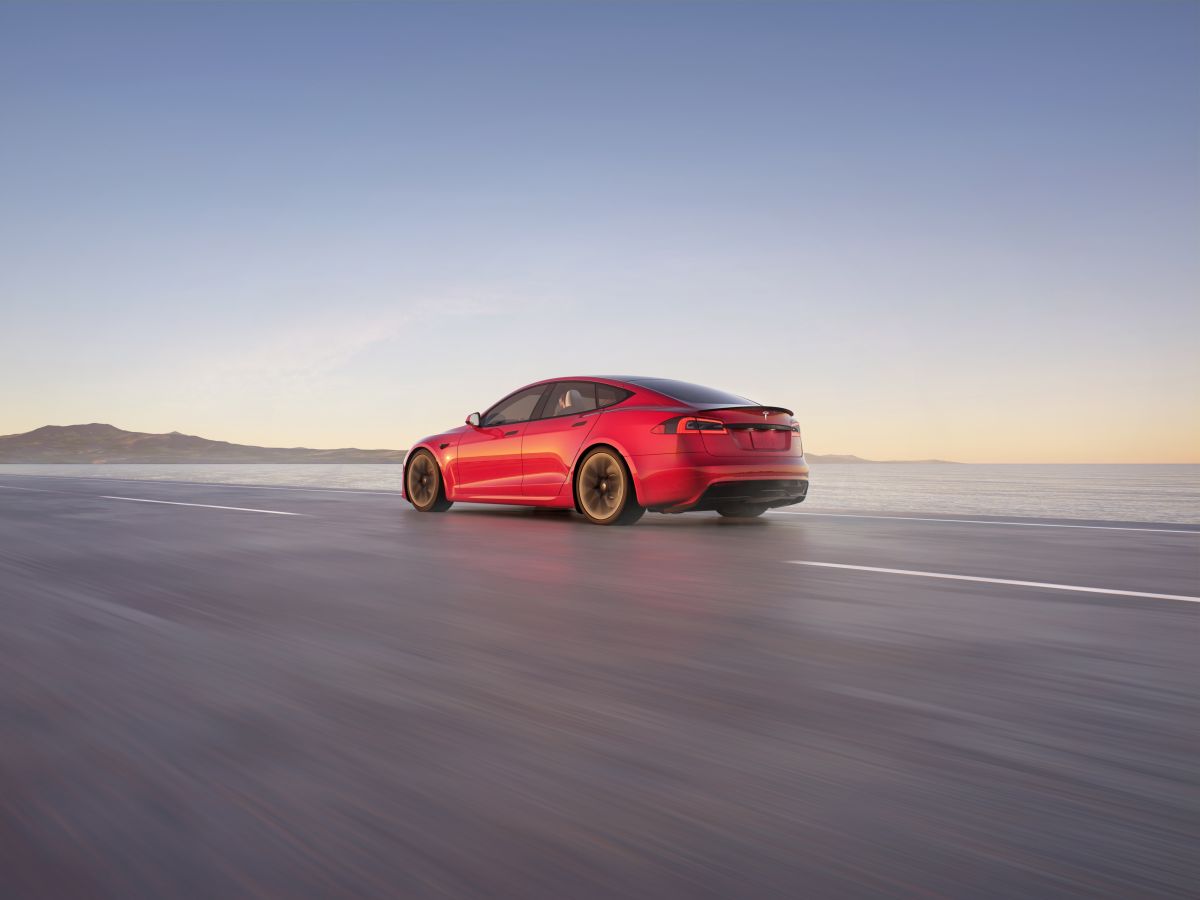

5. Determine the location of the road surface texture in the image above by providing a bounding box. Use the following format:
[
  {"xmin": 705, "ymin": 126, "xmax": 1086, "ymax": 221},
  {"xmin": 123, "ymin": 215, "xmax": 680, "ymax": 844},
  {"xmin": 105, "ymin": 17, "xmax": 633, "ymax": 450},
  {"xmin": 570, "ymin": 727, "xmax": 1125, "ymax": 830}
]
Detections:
[{"xmin": 1, "ymin": 474, "xmax": 1196, "ymax": 899}]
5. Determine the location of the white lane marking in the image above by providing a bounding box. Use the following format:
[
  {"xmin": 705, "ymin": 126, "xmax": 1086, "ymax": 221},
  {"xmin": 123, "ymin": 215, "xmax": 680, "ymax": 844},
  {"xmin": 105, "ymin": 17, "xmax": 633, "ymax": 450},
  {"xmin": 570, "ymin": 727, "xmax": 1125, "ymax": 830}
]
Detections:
[
  {"xmin": 770, "ymin": 510, "xmax": 1200, "ymax": 535},
  {"xmin": 191, "ymin": 484, "xmax": 400, "ymax": 496},
  {"xmin": 0, "ymin": 476, "xmax": 400, "ymax": 496},
  {"xmin": 788, "ymin": 560, "xmax": 1200, "ymax": 604},
  {"xmin": 100, "ymin": 496, "xmax": 305, "ymax": 516},
  {"xmin": 0, "ymin": 484, "xmax": 60, "ymax": 492}
]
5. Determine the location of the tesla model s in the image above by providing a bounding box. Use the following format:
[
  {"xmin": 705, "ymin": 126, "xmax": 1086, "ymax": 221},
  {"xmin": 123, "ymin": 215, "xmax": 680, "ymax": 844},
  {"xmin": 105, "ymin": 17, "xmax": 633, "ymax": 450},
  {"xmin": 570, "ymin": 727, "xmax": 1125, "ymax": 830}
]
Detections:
[{"xmin": 402, "ymin": 376, "xmax": 809, "ymax": 525}]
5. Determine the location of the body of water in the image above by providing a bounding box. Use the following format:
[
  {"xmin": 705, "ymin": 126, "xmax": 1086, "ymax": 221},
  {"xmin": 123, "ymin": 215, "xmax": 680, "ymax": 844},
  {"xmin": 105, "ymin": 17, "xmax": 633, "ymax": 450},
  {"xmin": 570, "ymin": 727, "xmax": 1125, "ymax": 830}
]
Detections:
[{"xmin": 2, "ymin": 463, "xmax": 1198, "ymax": 524}]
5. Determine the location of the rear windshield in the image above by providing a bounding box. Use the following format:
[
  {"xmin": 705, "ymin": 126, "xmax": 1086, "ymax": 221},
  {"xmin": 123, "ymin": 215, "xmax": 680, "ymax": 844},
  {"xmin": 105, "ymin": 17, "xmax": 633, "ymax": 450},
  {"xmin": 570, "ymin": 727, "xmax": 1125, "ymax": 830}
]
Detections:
[{"xmin": 627, "ymin": 378, "xmax": 753, "ymax": 406}]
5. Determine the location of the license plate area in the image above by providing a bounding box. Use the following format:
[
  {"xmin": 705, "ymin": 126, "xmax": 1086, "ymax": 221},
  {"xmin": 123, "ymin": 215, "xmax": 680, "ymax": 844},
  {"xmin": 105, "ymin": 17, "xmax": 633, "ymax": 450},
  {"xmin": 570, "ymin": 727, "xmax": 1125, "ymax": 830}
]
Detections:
[{"xmin": 749, "ymin": 429, "xmax": 788, "ymax": 450}]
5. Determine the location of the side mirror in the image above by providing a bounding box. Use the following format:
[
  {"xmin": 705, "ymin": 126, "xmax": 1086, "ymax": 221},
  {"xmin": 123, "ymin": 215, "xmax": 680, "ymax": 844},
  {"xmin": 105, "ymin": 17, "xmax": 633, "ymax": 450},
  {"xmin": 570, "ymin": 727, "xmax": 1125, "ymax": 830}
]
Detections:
[{"xmin": 466, "ymin": 412, "xmax": 481, "ymax": 428}]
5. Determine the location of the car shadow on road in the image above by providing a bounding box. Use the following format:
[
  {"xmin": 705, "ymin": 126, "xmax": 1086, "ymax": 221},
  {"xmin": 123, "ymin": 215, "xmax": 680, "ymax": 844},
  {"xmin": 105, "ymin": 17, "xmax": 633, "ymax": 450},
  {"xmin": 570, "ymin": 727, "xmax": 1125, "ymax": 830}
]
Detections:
[{"xmin": 431, "ymin": 505, "xmax": 773, "ymax": 528}]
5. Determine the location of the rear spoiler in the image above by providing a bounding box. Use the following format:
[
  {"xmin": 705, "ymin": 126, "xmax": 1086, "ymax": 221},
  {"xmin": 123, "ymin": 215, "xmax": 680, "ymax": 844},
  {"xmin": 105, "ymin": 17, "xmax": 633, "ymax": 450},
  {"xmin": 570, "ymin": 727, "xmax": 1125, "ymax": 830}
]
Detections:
[{"xmin": 697, "ymin": 404, "xmax": 794, "ymax": 417}]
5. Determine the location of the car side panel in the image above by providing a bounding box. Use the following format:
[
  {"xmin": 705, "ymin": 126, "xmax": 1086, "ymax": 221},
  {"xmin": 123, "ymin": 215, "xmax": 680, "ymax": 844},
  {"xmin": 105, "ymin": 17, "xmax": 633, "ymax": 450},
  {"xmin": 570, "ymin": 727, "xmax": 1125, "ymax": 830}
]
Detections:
[
  {"xmin": 521, "ymin": 411, "xmax": 603, "ymax": 498},
  {"xmin": 455, "ymin": 425, "xmax": 526, "ymax": 498}
]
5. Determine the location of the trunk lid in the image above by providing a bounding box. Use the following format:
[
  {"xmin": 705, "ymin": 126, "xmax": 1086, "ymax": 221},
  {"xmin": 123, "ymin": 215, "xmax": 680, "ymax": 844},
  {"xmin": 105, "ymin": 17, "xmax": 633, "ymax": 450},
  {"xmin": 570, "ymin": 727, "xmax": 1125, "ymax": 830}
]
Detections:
[{"xmin": 695, "ymin": 406, "xmax": 796, "ymax": 455}]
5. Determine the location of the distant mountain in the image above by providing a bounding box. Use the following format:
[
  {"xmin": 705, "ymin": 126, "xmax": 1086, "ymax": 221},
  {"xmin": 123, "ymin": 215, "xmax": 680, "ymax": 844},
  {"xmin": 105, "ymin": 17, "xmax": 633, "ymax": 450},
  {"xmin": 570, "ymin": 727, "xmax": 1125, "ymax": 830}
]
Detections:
[
  {"xmin": 0, "ymin": 424, "xmax": 957, "ymax": 465},
  {"xmin": 804, "ymin": 453, "xmax": 871, "ymax": 464},
  {"xmin": 804, "ymin": 453, "xmax": 958, "ymax": 464},
  {"xmin": 0, "ymin": 424, "xmax": 407, "ymax": 464}
]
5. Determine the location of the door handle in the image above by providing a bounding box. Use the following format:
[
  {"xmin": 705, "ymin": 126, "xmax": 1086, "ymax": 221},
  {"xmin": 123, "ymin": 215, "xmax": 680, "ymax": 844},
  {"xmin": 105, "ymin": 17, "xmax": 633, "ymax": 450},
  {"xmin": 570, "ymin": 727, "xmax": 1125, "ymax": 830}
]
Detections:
[
  {"xmin": 504, "ymin": 430, "xmax": 518, "ymax": 436},
  {"xmin": 571, "ymin": 420, "xmax": 588, "ymax": 427}
]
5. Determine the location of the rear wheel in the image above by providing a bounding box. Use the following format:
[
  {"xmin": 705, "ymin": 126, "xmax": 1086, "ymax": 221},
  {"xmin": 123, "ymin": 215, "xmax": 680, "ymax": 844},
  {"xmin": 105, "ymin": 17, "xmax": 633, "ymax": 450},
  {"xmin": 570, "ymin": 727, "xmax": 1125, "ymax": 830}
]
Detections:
[
  {"xmin": 406, "ymin": 450, "xmax": 452, "ymax": 512},
  {"xmin": 575, "ymin": 448, "xmax": 644, "ymax": 525},
  {"xmin": 716, "ymin": 502, "xmax": 769, "ymax": 519}
]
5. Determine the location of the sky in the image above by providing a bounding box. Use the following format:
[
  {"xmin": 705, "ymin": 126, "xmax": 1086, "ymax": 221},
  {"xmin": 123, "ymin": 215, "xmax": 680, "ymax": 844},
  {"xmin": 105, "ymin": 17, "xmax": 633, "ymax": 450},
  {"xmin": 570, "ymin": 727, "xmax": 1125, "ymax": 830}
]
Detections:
[{"xmin": 1, "ymin": 1, "xmax": 1197, "ymax": 463}]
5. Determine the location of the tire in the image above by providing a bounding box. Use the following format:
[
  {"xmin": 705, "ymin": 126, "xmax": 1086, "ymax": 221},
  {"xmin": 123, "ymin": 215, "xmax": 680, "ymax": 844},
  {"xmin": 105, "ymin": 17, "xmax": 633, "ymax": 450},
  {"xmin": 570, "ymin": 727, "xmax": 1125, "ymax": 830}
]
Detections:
[
  {"xmin": 406, "ymin": 449, "xmax": 453, "ymax": 512},
  {"xmin": 716, "ymin": 502, "xmax": 769, "ymax": 519},
  {"xmin": 575, "ymin": 448, "xmax": 645, "ymax": 526}
]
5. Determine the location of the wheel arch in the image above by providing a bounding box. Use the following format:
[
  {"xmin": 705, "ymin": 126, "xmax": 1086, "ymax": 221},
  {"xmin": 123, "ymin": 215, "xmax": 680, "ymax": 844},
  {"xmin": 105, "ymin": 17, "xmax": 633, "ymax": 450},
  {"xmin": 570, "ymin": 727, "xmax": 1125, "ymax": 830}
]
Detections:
[
  {"xmin": 403, "ymin": 442, "xmax": 453, "ymax": 501},
  {"xmin": 570, "ymin": 440, "xmax": 643, "ymax": 511}
]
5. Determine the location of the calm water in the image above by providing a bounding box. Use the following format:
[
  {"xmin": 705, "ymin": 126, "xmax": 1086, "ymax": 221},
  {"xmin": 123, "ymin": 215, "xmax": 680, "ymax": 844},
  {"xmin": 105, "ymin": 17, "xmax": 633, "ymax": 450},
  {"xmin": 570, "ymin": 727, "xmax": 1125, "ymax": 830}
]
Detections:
[{"xmin": 2, "ymin": 463, "xmax": 1198, "ymax": 524}]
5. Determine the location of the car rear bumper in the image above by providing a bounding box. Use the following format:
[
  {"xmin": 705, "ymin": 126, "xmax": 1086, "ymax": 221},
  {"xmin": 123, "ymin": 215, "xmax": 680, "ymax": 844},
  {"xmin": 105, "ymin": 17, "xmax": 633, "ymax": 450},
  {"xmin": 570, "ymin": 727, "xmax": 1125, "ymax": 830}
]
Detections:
[
  {"xmin": 630, "ymin": 453, "xmax": 810, "ymax": 512},
  {"xmin": 687, "ymin": 478, "xmax": 808, "ymax": 511}
]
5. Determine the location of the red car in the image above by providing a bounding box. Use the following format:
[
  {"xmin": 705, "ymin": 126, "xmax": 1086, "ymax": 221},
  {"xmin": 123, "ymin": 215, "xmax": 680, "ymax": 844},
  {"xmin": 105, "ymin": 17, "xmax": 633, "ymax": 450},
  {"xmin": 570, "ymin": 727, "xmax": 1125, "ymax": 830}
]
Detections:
[{"xmin": 403, "ymin": 377, "xmax": 809, "ymax": 525}]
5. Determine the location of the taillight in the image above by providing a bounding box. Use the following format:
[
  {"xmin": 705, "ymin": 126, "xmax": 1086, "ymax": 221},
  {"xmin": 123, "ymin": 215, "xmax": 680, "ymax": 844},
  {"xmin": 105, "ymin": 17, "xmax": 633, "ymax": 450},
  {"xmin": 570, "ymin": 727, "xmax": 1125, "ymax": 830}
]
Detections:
[{"xmin": 651, "ymin": 416, "xmax": 728, "ymax": 435}]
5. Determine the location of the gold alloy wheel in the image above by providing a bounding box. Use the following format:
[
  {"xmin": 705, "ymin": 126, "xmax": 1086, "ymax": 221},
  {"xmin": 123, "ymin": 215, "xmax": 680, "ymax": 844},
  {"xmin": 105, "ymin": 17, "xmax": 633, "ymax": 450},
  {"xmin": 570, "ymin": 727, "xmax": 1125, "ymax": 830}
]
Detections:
[
  {"xmin": 577, "ymin": 450, "xmax": 627, "ymax": 522},
  {"xmin": 406, "ymin": 452, "xmax": 440, "ymax": 510}
]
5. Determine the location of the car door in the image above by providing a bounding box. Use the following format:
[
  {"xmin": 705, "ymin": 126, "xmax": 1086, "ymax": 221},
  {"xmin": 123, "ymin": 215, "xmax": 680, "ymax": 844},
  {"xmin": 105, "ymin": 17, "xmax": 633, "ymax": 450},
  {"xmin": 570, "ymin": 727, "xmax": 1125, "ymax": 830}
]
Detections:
[
  {"xmin": 455, "ymin": 385, "xmax": 548, "ymax": 499},
  {"xmin": 521, "ymin": 381, "xmax": 609, "ymax": 499}
]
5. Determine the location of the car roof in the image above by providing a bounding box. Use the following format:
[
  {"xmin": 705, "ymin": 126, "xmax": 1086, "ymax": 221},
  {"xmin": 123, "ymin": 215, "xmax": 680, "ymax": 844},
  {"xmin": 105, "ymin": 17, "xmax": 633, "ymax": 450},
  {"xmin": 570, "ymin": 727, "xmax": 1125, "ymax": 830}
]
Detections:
[{"xmin": 528, "ymin": 376, "xmax": 656, "ymax": 385}]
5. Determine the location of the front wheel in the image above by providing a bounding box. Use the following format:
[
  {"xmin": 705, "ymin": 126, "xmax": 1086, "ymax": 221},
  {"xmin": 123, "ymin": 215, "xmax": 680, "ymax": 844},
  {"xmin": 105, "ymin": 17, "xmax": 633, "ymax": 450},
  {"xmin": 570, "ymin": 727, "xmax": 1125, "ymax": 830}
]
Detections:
[
  {"xmin": 406, "ymin": 450, "xmax": 453, "ymax": 512},
  {"xmin": 575, "ymin": 448, "xmax": 644, "ymax": 525},
  {"xmin": 716, "ymin": 502, "xmax": 768, "ymax": 519}
]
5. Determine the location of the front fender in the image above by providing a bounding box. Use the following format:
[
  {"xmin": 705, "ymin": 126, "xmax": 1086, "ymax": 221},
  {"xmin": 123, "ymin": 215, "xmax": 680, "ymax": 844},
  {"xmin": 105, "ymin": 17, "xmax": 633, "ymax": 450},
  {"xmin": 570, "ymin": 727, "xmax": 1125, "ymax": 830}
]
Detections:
[{"xmin": 402, "ymin": 437, "xmax": 460, "ymax": 500}]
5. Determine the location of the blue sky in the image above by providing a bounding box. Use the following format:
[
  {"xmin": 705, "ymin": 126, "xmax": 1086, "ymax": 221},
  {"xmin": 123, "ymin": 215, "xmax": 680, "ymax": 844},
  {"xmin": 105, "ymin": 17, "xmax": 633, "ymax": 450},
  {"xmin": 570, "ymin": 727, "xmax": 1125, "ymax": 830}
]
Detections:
[{"xmin": 1, "ymin": 1, "xmax": 1197, "ymax": 461}]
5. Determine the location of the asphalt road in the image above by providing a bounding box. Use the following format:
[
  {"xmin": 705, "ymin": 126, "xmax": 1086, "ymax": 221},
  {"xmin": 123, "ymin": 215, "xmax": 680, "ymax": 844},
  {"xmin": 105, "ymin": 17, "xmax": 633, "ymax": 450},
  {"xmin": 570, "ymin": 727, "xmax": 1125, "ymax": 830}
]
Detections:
[{"xmin": 1, "ymin": 475, "xmax": 1197, "ymax": 899}]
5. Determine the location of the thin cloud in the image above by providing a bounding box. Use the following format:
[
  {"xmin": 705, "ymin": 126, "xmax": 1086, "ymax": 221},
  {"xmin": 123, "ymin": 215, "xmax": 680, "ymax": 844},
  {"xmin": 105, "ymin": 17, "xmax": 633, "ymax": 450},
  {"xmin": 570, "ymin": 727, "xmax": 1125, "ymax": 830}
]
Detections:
[{"xmin": 210, "ymin": 295, "xmax": 495, "ymax": 386}]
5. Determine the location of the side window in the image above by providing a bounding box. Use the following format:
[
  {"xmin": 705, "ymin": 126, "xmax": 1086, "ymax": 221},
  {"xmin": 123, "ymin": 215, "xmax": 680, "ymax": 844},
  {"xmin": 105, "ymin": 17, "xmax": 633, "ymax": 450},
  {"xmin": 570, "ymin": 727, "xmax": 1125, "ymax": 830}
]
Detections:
[
  {"xmin": 542, "ymin": 381, "xmax": 600, "ymax": 418},
  {"xmin": 596, "ymin": 383, "xmax": 631, "ymax": 409},
  {"xmin": 483, "ymin": 386, "xmax": 546, "ymax": 427}
]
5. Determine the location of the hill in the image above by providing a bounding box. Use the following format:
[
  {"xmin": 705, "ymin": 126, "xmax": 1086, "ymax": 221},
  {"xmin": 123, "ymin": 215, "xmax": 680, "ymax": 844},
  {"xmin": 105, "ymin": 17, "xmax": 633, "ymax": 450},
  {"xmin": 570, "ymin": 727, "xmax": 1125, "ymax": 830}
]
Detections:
[
  {"xmin": 804, "ymin": 453, "xmax": 957, "ymax": 464},
  {"xmin": 0, "ymin": 424, "xmax": 407, "ymax": 464}
]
